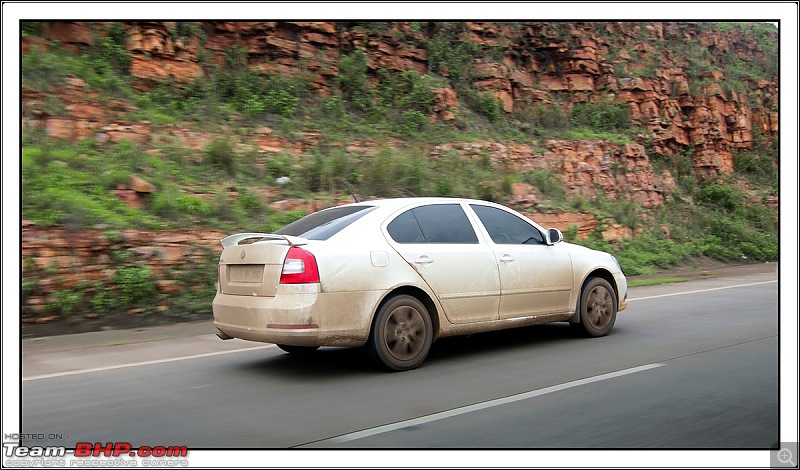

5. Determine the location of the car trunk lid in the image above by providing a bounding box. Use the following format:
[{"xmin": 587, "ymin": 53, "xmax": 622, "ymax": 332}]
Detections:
[{"xmin": 218, "ymin": 234, "xmax": 308, "ymax": 297}]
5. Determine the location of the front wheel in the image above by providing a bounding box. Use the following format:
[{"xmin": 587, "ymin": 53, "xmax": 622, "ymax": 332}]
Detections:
[
  {"xmin": 572, "ymin": 277, "xmax": 617, "ymax": 337},
  {"xmin": 367, "ymin": 295, "xmax": 433, "ymax": 371}
]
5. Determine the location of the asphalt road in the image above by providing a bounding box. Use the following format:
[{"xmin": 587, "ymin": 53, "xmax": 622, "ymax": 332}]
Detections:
[{"xmin": 19, "ymin": 264, "xmax": 781, "ymax": 452}]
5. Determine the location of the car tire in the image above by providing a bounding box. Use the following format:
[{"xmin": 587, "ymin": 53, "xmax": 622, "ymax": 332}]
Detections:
[
  {"xmin": 572, "ymin": 277, "xmax": 617, "ymax": 337},
  {"xmin": 367, "ymin": 295, "xmax": 433, "ymax": 371},
  {"xmin": 276, "ymin": 344, "xmax": 320, "ymax": 354}
]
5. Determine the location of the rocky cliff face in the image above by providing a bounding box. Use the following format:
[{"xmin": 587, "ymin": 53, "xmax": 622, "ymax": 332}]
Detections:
[
  {"xmin": 27, "ymin": 21, "xmax": 778, "ymax": 175},
  {"xmin": 22, "ymin": 21, "xmax": 780, "ymax": 220}
]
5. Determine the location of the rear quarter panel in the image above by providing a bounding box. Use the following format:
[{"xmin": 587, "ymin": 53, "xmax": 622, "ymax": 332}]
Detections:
[{"xmin": 304, "ymin": 222, "xmax": 444, "ymax": 337}]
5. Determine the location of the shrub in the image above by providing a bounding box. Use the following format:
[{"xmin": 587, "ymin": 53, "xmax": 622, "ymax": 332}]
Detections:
[
  {"xmin": 83, "ymin": 23, "xmax": 133, "ymax": 96},
  {"xmin": 372, "ymin": 69, "xmax": 442, "ymax": 116},
  {"xmin": 427, "ymin": 22, "xmax": 479, "ymax": 90},
  {"xmin": 108, "ymin": 140, "xmax": 144, "ymax": 172},
  {"xmin": 530, "ymin": 102, "xmax": 570, "ymax": 132},
  {"xmin": 49, "ymin": 288, "xmax": 85, "ymax": 316},
  {"xmin": 685, "ymin": 193, "xmax": 778, "ymax": 262},
  {"xmin": 236, "ymin": 188, "xmax": 263, "ymax": 213},
  {"xmin": 262, "ymin": 85, "xmax": 300, "ymax": 118},
  {"xmin": 570, "ymin": 99, "xmax": 631, "ymax": 132},
  {"xmin": 362, "ymin": 147, "xmax": 430, "ymax": 197},
  {"xmin": 465, "ymin": 90, "xmax": 504, "ymax": 123},
  {"xmin": 204, "ymin": 137, "xmax": 236, "ymax": 176},
  {"xmin": 94, "ymin": 23, "xmax": 132, "ymax": 75},
  {"xmin": 22, "ymin": 46, "xmax": 71, "ymax": 91},
  {"xmin": 400, "ymin": 109, "xmax": 429, "ymax": 134},
  {"xmin": 209, "ymin": 192, "xmax": 244, "ymax": 225},
  {"xmin": 22, "ymin": 21, "xmax": 43, "ymax": 36},
  {"xmin": 526, "ymin": 168, "xmax": 566, "ymax": 201},
  {"xmin": 265, "ymin": 154, "xmax": 295, "ymax": 180},
  {"xmin": 322, "ymin": 95, "xmax": 346, "ymax": 118},
  {"xmin": 563, "ymin": 225, "xmax": 580, "ymax": 242},
  {"xmin": 336, "ymin": 50, "xmax": 370, "ymax": 110},
  {"xmin": 149, "ymin": 188, "xmax": 180, "ymax": 219},
  {"xmin": 90, "ymin": 282, "xmax": 116, "ymax": 314},
  {"xmin": 176, "ymin": 195, "xmax": 213, "ymax": 217},
  {"xmin": 113, "ymin": 264, "xmax": 157, "ymax": 308},
  {"xmin": 733, "ymin": 151, "xmax": 777, "ymax": 182},
  {"xmin": 696, "ymin": 182, "xmax": 744, "ymax": 213},
  {"xmin": 434, "ymin": 177, "xmax": 453, "ymax": 197},
  {"xmin": 599, "ymin": 199, "xmax": 643, "ymax": 230}
]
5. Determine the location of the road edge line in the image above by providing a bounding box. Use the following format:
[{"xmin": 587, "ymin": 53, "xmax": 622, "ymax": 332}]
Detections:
[{"xmin": 23, "ymin": 344, "xmax": 275, "ymax": 381}]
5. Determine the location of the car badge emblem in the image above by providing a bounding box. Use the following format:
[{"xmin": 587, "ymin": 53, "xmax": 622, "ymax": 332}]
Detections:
[{"xmin": 240, "ymin": 249, "xmax": 246, "ymax": 259}]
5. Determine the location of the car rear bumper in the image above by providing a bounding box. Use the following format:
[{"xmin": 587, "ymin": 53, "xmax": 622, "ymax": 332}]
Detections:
[{"xmin": 212, "ymin": 284, "xmax": 379, "ymax": 347}]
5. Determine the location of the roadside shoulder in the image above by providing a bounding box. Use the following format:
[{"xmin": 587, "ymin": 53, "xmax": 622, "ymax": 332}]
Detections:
[{"xmin": 22, "ymin": 319, "xmax": 216, "ymax": 355}]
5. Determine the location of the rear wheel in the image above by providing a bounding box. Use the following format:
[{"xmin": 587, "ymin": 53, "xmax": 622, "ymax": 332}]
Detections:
[
  {"xmin": 367, "ymin": 295, "xmax": 433, "ymax": 371},
  {"xmin": 276, "ymin": 344, "xmax": 320, "ymax": 354},
  {"xmin": 572, "ymin": 277, "xmax": 617, "ymax": 337}
]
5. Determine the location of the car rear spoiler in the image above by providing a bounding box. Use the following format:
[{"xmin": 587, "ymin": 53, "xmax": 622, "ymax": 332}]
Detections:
[{"xmin": 220, "ymin": 233, "xmax": 309, "ymax": 249}]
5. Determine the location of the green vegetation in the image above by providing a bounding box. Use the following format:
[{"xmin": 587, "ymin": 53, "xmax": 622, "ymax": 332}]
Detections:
[
  {"xmin": 511, "ymin": 97, "xmax": 636, "ymax": 142},
  {"xmin": 21, "ymin": 136, "xmax": 520, "ymax": 231},
  {"xmin": 113, "ymin": 263, "xmax": 157, "ymax": 307},
  {"xmin": 709, "ymin": 22, "xmax": 778, "ymax": 80},
  {"xmin": 575, "ymin": 175, "xmax": 778, "ymax": 276},
  {"xmin": 525, "ymin": 168, "xmax": 567, "ymax": 201},
  {"xmin": 570, "ymin": 99, "xmax": 631, "ymax": 133}
]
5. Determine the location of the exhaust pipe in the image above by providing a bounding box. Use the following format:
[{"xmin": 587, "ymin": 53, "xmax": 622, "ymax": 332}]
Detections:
[{"xmin": 216, "ymin": 329, "xmax": 234, "ymax": 340}]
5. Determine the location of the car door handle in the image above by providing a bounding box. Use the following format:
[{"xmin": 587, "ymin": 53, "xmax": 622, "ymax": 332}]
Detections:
[
  {"xmin": 499, "ymin": 254, "xmax": 514, "ymax": 263},
  {"xmin": 414, "ymin": 256, "xmax": 433, "ymax": 265}
]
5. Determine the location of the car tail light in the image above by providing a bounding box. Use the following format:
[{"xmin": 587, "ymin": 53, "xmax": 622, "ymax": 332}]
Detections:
[{"xmin": 280, "ymin": 246, "xmax": 320, "ymax": 284}]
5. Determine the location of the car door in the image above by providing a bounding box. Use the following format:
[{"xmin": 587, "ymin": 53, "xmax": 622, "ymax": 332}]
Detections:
[
  {"xmin": 469, "ymin": 203, "xmax": 574, "ymax": 319},
  {"xmin": 384, "ymin": 203, "xmax": 501, "ymax": 324}
]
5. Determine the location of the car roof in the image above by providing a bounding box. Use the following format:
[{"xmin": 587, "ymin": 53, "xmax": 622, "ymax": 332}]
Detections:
[{"xmin": 347, "ymin": 197, "xmax": 497, "ymax": 211}]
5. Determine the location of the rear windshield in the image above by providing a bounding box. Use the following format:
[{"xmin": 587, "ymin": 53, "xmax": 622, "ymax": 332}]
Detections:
[{"xmin": 274, "ymin": 206, "xmax": 375, "ymax": 240}]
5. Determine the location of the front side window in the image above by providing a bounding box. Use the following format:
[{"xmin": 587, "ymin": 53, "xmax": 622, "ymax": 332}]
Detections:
[
  {"xmin": 387, "ymin": 204, "xmax": 479, "ymax": 244},
  {"xmin": 275, "ymin": 205, "xmax": 375, "ymax": 240},
  {"xmin": 470, "ymin": 204, "xmax": 545, "ymax": 245}
]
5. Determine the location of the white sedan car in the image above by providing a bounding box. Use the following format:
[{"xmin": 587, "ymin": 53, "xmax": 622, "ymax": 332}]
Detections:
[{"xmin": 213, "ymin": 197, "xmax": 627, "ymax": 371}]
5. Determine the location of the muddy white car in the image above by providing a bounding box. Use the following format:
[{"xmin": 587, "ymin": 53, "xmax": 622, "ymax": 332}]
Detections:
[{"xmin": 213, "ymin": 197, "xmax": 627, "ymax": 371}]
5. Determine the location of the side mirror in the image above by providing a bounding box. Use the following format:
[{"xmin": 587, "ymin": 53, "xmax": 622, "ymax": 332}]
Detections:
[{"xmin": 547, "ymin": 228, "xmax": 563, "ymax": 245}]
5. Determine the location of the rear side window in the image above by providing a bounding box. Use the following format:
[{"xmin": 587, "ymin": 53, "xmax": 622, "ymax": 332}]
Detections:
[
  {"xmin": 470, "ymin": 204, "xmax": 545, "ymax": 245},
  {"xmin": 275, "ymin": 206, "xmax": 375, "ymax": 240},
  {"xmin": 388, "ymin": 204, "xmax": 478, "ymax": 244},
  {"xmin": 387, "ymin": 210, "xmax": 425, "ymax": 243}
]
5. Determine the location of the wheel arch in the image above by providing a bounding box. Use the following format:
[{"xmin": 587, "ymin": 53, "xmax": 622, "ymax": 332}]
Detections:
[
  {"xmin": 570, "ymin": 268, "xmax": 620, "ymax": 323},
  {"xmin": 373, "ymin": 286, "xmax": 441, "ymax": 340}
]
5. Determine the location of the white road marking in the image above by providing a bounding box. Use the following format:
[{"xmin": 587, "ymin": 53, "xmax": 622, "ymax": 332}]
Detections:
[
  {"xmin": 628, "ymin": 280, "xmax": 777, "ymax": 302},
  {"xmin": 322, "ymin": 363, "xmax": 665, "ymax": 444},
  {"xmin": 23, "ymin": 344, "xmax": 275, "ymax": 381}
]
